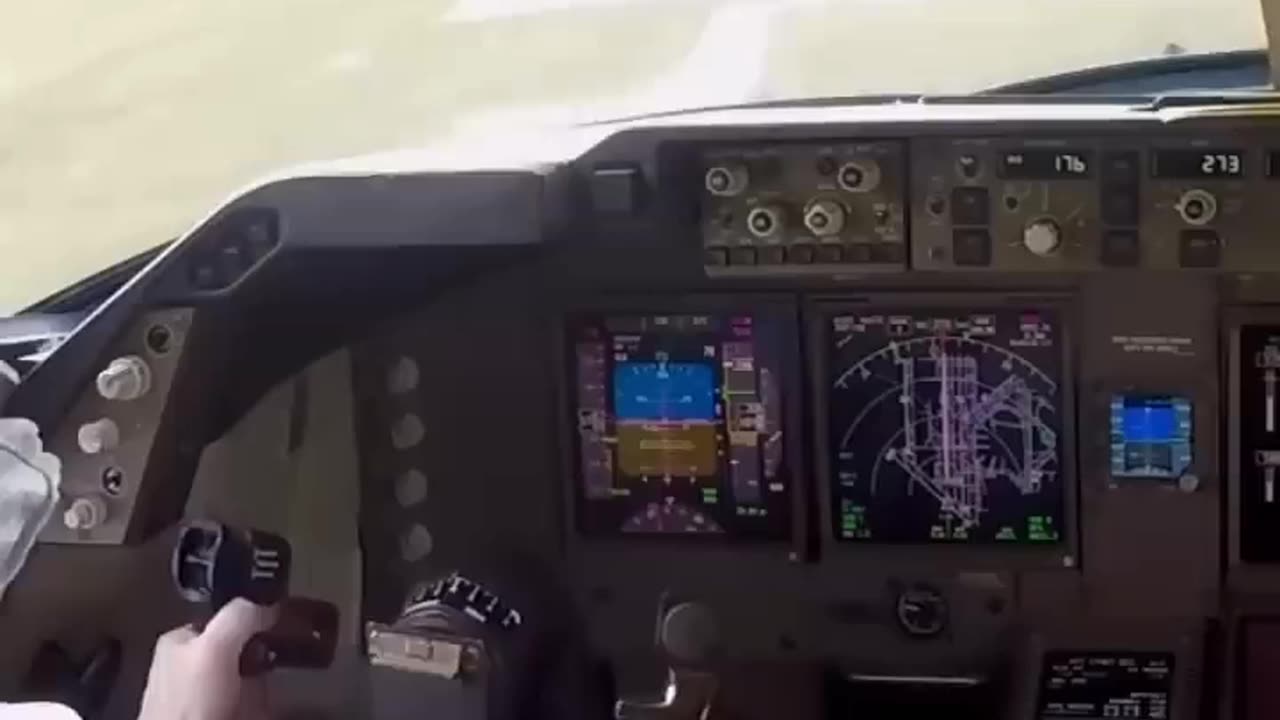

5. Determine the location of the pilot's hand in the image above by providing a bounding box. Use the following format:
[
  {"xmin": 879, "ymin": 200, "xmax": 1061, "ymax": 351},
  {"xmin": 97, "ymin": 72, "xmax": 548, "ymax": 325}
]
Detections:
[{"xmin": 137, "ymin": 598, "xmax": 278, "ymax": 720}]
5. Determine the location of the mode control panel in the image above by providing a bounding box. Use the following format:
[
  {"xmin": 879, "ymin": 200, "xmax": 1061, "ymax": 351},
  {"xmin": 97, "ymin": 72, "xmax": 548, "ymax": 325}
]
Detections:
[
  {"xmin": 909, "ymin": 136, "xmax": 1280, "ymax": 272},
  {"xmin": 912, "ymin": 138, "xmax": 1141, "ymax": 271},
  {"xmin": 700, "ymin": 141, "xmax": 907, "ymax": 274}
]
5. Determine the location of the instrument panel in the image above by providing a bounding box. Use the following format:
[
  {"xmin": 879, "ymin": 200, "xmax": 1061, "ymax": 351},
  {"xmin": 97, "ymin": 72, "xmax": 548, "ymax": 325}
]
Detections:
[
  {"xmin": 698, "ymin": 135, "xmax": 1280, "ymax": 273},
  {"xmin": 37, "ymin": 105, "xmax": 1280, "ymax": 718}
]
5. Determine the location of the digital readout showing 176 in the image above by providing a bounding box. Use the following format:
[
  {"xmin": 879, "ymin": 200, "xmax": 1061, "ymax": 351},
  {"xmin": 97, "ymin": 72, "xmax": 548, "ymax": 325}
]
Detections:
[{"xmin": 999, "ymin": 149, "xmax": 1091, "ymax": 179}]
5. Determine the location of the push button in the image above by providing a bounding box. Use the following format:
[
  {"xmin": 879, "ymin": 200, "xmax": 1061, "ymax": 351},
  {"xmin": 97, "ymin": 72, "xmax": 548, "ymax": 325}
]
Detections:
[
  {"xmin": 950, "ymin": 187, "xmax": 990, "ymax": 225},
  {"xmin": 758, "ymin": 245, "xmax": 786, "ymax": 265},
  {"xmin": 788, "ymin": 245, "xmax": 815, "ymax": 264},
  {"xmin": 1100, "ymin": 184, "xmax": 1139, "ymax": 225},
  {"xmin": 816, "ymin": 245, "xmax": 844, "ymax": 264},
  {"xmin": 1179, "ymin": 230, "xmax": 1221, "ymax": 268},
  {"xmin": 1100, "ymin": 230, "xmax": 1140, "ymax": 267},
  {"xmin": 952, "ymin": 229, "xmax": 992, "ymax": 266}
]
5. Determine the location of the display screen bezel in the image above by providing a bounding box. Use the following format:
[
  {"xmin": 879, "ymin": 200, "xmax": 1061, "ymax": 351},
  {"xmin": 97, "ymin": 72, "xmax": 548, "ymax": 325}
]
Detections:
[
  {"xmin": 559, "ymin": 295, "xmax": 807, "ymax": 553},
  {"xmin": 808, "ymin": 294, "xmax": 1079, "ymax": 570},
  {"xmin": 1108, "ymin": 393, "xmax": 1195, "ymax": 481}
]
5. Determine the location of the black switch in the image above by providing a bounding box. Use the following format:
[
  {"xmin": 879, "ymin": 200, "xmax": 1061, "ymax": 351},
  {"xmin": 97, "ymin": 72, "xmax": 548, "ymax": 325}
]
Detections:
[
  {"xmin": 1100, "ymin": 184, "xmax": 1139, "ymax": 225},
  {"xmin": 704, "ymin": 248, "xmax": 728, "ymax": 267},
  {"xmin": 952, "ymin": 229, "xmax": 992, "ymax": 266},
  {"xmin": 950, "ymin": 187, "xmax": 990, "ymax": 225},
  {"xmin": 816, "ymin": 244, "xmax": 844, "ymax": 264},
  {"xmin": 729, "ymin": 247, "xmax": 758, "ymax": 266},
  {"xmin": 1100, "ymin": 230, "xmax": 1140, "ymax": 267},
  {"xmin": 869, "ymin": 243, "xmax": 904, "ymax": 264},
  {"xmin": 845, "ymin": 244, "xmax": 873, "ymax": 264},
  {"xmin": 1101, "ymin": 151, "xmax": 1140, "ymax": 183},
  {"xmin": 1180, "ymin": 230, "xmax": 1221, "ymax": 268},
  {"xmin": 589, "ymin": 165, "xmax": 645, "ymax": 215},
  {"xmin": 788, "ymin": 245, "xmax": 815, "ymax": 264},
  {"xmin": 759, "ymin": 245, "xmax": 786, "ymax": 265}
]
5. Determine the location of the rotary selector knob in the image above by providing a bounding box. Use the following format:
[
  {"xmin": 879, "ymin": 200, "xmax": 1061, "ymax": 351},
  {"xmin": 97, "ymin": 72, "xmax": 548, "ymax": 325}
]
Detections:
[
  {"xmin": 1023, "ymin": 218, "xmax": 1062, "ymax": 257},
  {"xmin": 77, "ymin": 418, "xmax": 120, "ymax": 454},
  {"xmin": 895, "ymin": 585, "xmax": 947, "ymax": 637},
  {"xmin": 1177, "ymin": 188, "xmax": 1218, "ymax": 226},
  {"xmin": 804, "ymin": 199, "xmax": 847, "ymax": 237},
  {"xmin": 837, "ymin": 160, "xmax": 880, "ymax": 192},
  {"xmin": 704, "ymin": 164, "xmax": 749, "ymax": 197},
  {"xmin": 96, "ymin": 356, "xmax": 152, "ymax": 401},
  {"xmin": 745, "ymin": 205, "xmax": 784, "ymax": 239},
  {"xmin": 63, "ymin": 495, "xmax": 108, "ymax": 531}
]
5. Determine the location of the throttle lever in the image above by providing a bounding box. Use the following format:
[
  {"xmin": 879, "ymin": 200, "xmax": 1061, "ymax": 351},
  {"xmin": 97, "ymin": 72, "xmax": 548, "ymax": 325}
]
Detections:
[{"xmin": 171, "ymin": 520, "xmax": 339, "ymax": 676}]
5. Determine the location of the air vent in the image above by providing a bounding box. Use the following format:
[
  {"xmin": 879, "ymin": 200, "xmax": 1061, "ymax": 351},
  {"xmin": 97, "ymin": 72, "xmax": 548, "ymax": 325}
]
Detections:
[{"xmin": 186, "ymin": 207, "xmax": 280, "ymax": 292}]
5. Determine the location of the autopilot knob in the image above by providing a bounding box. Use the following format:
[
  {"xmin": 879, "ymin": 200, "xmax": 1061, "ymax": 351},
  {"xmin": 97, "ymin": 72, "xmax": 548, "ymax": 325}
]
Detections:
[
  {"xmin": 1177, "ymin": 188, "xmax": 1218, "ymax": 226},
  {"xmin": 1022, "ymin": 218, "xmax": 1061, "ymax": 256}
]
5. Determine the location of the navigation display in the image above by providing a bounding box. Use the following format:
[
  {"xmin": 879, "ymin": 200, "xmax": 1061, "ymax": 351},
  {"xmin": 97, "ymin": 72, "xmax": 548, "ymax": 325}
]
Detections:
[
  {"xmin": 825, "ymin": 308, "xmax": 1065, "ymax": 543},
  {"xmin": 1109, "ymin": 395, "xmax": 1193, "ymax": 480},
  {"xmin": 569, "ymin": 312, "xmax": 791, "ymax": 540}
]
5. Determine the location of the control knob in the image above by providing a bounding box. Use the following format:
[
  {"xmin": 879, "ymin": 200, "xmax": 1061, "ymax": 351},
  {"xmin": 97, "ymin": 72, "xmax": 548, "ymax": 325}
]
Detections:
[
  {"xmin": 77, "ymin": 418, "xmax": 120, "ymax": 454},
  {"xmin": 1177, "ymin": 188, "xmax": 1218, "ymax": 226},
  {"xmin": 745, "ymin": 205, "xmax": 785, "ymax": 239},
  {"xmin": 803, "ymin": 199, "xmax": 846, "ymax": 237},
  {"xmin": 64, "ymin": 495, "xmax": 108, "ymax": 531},
  {"xmin": 836, "ymin": 160, "xmax": 880, "ymax": 193},
  {"xmin": 1022, "ymin": 218, "xmax": 1062, "ymax": 257},
  {"xmin": 704, "ymin": 164, "xmax": 749, "ymax": 197},
  {"xmin": 96, "ymin": 356, "xmax": 151, "ymax": 401}
]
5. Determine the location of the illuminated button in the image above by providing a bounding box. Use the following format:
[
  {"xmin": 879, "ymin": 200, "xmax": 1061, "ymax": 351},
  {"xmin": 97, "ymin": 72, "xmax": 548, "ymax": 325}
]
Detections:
[
  {"xmin": 77, "ymin": 418, "xmax": 120, "ymax": 454},
  {"xmin": 952, "ymin": 229, "xmax": 992, "ymax": 266},
  {"xmin": 386, "ymin": 356, "xmax": 420, "ymax": 395},
  {"xmin": 704, "ymin": 248, "xmax": 728, "ymax": 267},
  {"xmin": 950, "ymin": 187, "xmax": 990, "ymax": 225},
  {"xmin": 1179, "ymin": 229, "xmax": 1221, "ymax": 268},
  {"xmin": 787, "ymin": 245, "xmax": 815, "ymax": 264},
  {"xmin": 816, "ymin": 245, "xmax": 844, "ymax": 264},
  {"xmin": 729, "ymin": 247, "xmax": 758, "ymax": 266},
  {"xmin": 758, "ymin": 245, "xmax": 786, "ymax": 265},
  {"xmin": 1100, "ymin": 230, "xmax": 1140, "ymax": 267},
  {"xmin": 390, "ymin": 413, "xmax": 426, "ymax": 450}
]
